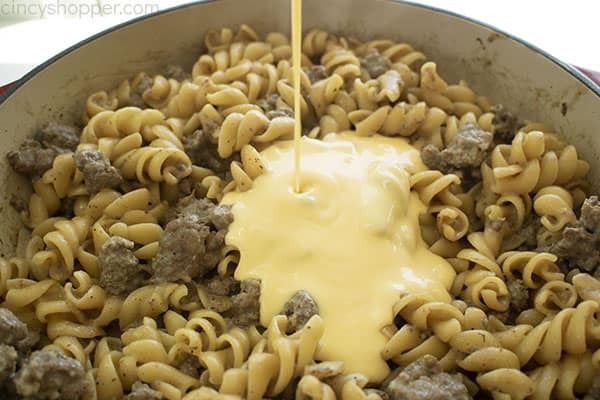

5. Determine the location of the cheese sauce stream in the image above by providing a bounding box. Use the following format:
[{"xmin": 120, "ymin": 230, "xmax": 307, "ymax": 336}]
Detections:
[
  {"xmin": 292, "ymin": 0, "xmax": 302, "ymax": 192},
  {"xmin": 222, "ymin": 134, "xmax": 456, "ymax": 382}
]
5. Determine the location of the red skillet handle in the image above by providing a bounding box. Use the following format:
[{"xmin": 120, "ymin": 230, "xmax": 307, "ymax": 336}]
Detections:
[
  {"xmin": 0, "ymin": 83, "xmax": 12, "ymax": 95},
  {"xmin": 576, "ymin": 66, "xmax": 600, "ymax": 86}
]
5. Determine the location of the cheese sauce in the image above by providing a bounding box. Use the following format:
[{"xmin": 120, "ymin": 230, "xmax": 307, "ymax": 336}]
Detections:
[
  {"xmin": 222, "ymin": 134, "xmax": 456, "ymax": 382},
  {"xmin": 291, "ymin": 0, "xmax": 302, "ymax": 192}
]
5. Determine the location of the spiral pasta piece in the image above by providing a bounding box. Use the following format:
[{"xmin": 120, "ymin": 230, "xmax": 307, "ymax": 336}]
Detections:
[
  {"xmin": 410, "ymin": 170, "xmax": 462, "ymax": 207},
  {"xmin": 533, "ymin": 186, "xmax": 577, "ymax": 232},
  {"xmin": 185, "ymin": 315, "xmax": 324, "ymax": 400},
  {"xmin": 499, "ymin": 251, "xmax": 563, "ymax": 289},
  {"xmin": 31, "ymin": 216, "xmax": 92, "ymax": 282},
  {"xmin": 112, "ymin": 145, "xmax": 192, "ymax": 185},
  {"xmin": 119, "ymin": 283, "xmax": 207, "ymax": 329},
  {"xmin": 501, "ymin": 301, "xmax": 600, "ymax": 366},
  {"xmin": 527, "ymin": 352, "xmax": 598, "ymax": 400},
  {"xmin": 84, "ymin": 90, "xmax": 119, "ymax": 122},
  {"xmin": 80, "ymin": 107, "xmax": 166, "ymax": 144},
  {"xmin": 0, "ymin": 257, "xmax": 30, "ymax": 298},
  {"xmin": 143, "ymin": 75, "xmax": 181, "ymax": 109},
  {"xmin": 217, "ymin": 110, "xmax": 294, "ymax": 158}
]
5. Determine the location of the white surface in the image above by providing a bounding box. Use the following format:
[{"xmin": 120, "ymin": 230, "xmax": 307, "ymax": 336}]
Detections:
[{"xmin": 0, "ymin": 0, "xmax": 598, "ymax": 86}]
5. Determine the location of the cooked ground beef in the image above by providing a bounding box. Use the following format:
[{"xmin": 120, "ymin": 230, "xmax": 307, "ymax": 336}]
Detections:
[
  {"xmin": 201, "ymin": 275, "xmax": 238, "ymax": 313},
  {"xmin": 382, "ymin": 355, "xmax": 470, "ymax": 400},
  {"xmin": 257, "ymin": 93, "xmax": 280, "ymax": 114},
  {"xmin": 14, "ymin": 350, "xmax": 86, "ymax": 400},
  {"xmin": 151, "ymin": 197, "xmax": 232, "ymax": 283},
  {"xmin": 57, "ymin": 197, "xmax": 75, "ymax": 219},
  {"xmin": 123, "ymin": 381, "xmax": 162, "ymax": 400},
  {"xmin": 547, "ymin": 225, "xmax": 599, "ymax": 272},
  {"xmin": 500, "ymin": 214, "xmax": 541, "ymax": 252},
  {"xmin": 183, "ymin": 129, "xmax": 234, "ymax": 175},
  {"xmin": 503, "ymin": 279, "xmax": 530, "ymax": 324},
  {"xmin": 205, "ymin": 275, "xmax": 239, "ymax": 296},
  {"xmin": 281, "ymin": 291, "xmax": 319, "ymax": 333},
  {"xmin": 165, "ymin": 64, "xmax": 191, "ymax": 82},
  {"xmin": 0, "ymin": 309, "xmax": 29, "ymax": 350},
  {"xmin": 39, "ymin": 123, "xmax": 80, "ymax": 154},
  {"xmin": 580, "ymin": 196, "xmax": 600, "ymax": 236},
  {"xmin": 266, "ymin": 107, "xmax": 294, "ymax": 120},
  {"xmin": 360, "ymin": 51, "xmax": 391, "ymax": 79},
  {"xmin": 422, "ymin": 123, "xmax": 492, "ymax": 176},
  {"xmin": 74, "ymin": 149, "xmax": 123, "ymax": 194},
  {"xmin": 305, "ymin": 65, "xmax": 328, "ymax": 83},
  {"xmin": 172, "ymin": 352, "xmax": 202, "ymax": 378},
  {"xmin": 225, "ymin": 279, "xmax": 261, "ymax": 327},
  {"xmin": 259, "ymin": 91, "xmax": 297, "ymax": 121},
  {"xmin": 7, "ymin": 122, "xmax": 81, "ymax": 177},
  {"xmin": 491, "ymin": 104, "xmax": 520, "ymax": 144},
  {"xmin": 165, "ymin": 195, "xmax": 233, "ymax": 228},
  {"xmin": 7, "ymin": 139, "xmax": 56, "ymax": 177},
  {"xmin": 542, "ymin": 196, "xmax": 600, "ymax": 274},
  {"xmin": 128, "ymin": 75, "xmax": 153, "ymax": 108},
  {"xmin": 0, "ymin": 344, "xmax": 17, "ymax": 383},
  {"xmin": 206, "ymin": 292, "xmax": 233, "ymax": 313},
  {"xmin": 98, "ymin": 236, "xmax": 145, "ymax": 296}
]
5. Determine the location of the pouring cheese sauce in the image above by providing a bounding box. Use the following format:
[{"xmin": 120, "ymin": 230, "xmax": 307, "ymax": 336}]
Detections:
[
  {"xmin": 222, "ymin": 134, "xmax": 456, "ymax": 381},
  {"xmin": 220, "ymin": 0, "xmax": 455, "ymax": 383}
]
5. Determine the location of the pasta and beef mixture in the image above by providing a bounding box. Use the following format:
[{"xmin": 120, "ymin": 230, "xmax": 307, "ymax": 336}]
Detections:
[{"xmin": 1, "ymin": 24, "xmax": 600, "ymax": 400}]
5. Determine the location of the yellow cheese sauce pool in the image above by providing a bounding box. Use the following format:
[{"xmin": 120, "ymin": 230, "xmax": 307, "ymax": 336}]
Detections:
[{"xmin": 221, "ymin": 133, "xmax": 456, "ymax": 382}]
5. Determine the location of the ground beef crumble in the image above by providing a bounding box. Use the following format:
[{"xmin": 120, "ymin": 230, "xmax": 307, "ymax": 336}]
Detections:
[
  {"xmin": 491, "ymin": 104, "xmax": 520, "ymax": 144},
  {"xmin": 492, "ymin": 279, "xmax": 530, "ymax": 325},
  {"xmin": 151, "ymin": 197, "xmax": 232, "ymax": 283},
  {"xmin": 266, "ymin": 107, "xmax": 294, "ymax": 120},
  {"xmin": 257, "ymin": 93, "xmax": 296, "ymax": 120},
  {"xmin": 98, "ymin": 236, "xmax": 145, "ymax": 296},
  {"xmin": 205, "ymin": 275, "xmax": 239, "ymax": 296},
  {"xmin": 74, "ymin": 149, "xmax": 123, "ymax": 194},
  {"xmin": 128, "ymin": 75, "xmax": 153, "ymax": 108},
  {"xmin": 225, "ymin": 279, "xmax": 261, "ymax": 328},
  {"xmin": 0, "ymin": 344, "xmax": 17, "ymax": 384},
  {"xmin": 39, "ymin": 123, "xmax": 80, "ymax": 154},
  {"xmin": 541, "ymin": 196, "xmax": 600, "ymax": 275},
  {"xmin": 203, "ymin": 275, "xmax": 237, "ymax": 313},
  {"xmin": 281, "ymin": 290, "xmax": 319, "ymax": 333},
  {"xmin": 172, "ymin": 352, "xmax": 202, "ymax": 378},
  {"xmin": 0, "ymin": 308, "xmax": 29, "ymax": 349},
  {"xmin": 500, "ymin": 214, "xmax": 541, "ymax": 252},
  {"xmin": 382, "ymin": 355, "xmax": 470, "ymax": 400},
  {"xmin": 122, "ymin": 381, "xmax": 162, "ymax": 400},
  {"xmin": 183, "ymin": 128, "xmax": 236, "ymax": 175},
  {"xmin": 360, "ymin": 51, "xmax": 391, "ymax": 79},
  {"xmin": 7, "ymin": 139, "xmax": 57, "ymax": 177},
  {"xmin": 257, "ymin": 93, "xmax": 280, "ymax": 114},
  {"xmin": 165, "ymin": 64, "xmax": 191, "ymax": 82},
  {"xmin": 421, "ymin": 123, "xmax": 493, "ymax": 185},
  {"xmin": 305, "ymin": 65, "xmax": 328, "ymax": 83},
  {"xmin": 8, "ymin": 123, "xmax": 81, "ymax": 177},
  {"xmin": 14, "ymin": 350, "xmax": 86, "ymax": 400}
]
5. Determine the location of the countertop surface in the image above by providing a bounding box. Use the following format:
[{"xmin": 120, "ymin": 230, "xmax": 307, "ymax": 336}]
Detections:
[{"xmin": 0, "ymin": 0, "xmax": 598, "ymax": 86}]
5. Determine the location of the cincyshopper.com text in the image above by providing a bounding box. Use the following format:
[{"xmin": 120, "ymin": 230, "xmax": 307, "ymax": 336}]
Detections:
[{"xmin": 0, "ymin": 1, "xmax": 160, "ymax": 18}]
